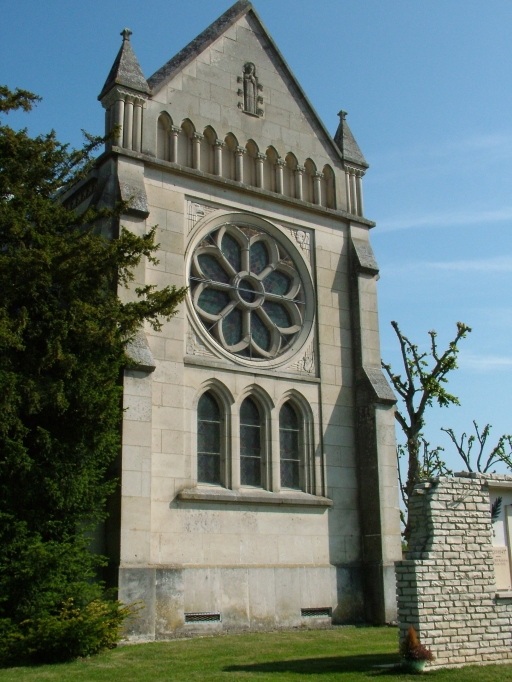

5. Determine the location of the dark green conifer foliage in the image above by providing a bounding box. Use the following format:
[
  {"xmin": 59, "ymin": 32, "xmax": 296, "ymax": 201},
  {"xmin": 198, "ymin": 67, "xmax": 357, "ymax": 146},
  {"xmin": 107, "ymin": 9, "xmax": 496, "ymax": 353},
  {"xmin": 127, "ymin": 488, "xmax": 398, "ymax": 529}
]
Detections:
[{"xmin": 0, "ymin": 86, "xmax": 187, "ymax": 662}]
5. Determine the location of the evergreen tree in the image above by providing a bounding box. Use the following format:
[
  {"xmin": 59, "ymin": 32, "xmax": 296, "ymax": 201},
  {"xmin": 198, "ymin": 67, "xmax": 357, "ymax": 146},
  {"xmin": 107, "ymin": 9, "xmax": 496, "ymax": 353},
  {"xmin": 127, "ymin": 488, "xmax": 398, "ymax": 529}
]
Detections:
[{"xmin": 0, "ymin": 86, "xmax": 187, "ymax": 663}]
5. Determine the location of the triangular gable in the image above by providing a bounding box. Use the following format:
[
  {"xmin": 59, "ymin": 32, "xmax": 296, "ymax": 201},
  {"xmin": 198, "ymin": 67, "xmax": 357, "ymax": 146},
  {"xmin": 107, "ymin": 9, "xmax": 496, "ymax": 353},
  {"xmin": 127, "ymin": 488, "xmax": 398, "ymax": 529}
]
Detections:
[{"xmin": 148, "ymin": 1, "xmax": 367, "ymax": 168}]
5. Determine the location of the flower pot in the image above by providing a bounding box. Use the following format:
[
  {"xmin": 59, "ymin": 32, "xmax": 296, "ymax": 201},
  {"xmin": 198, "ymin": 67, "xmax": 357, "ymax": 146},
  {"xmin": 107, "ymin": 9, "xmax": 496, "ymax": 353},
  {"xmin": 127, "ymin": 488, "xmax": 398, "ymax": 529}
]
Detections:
[{"xmin": 407, "ymin": 659, "xmax": 427, "ymax": 673}]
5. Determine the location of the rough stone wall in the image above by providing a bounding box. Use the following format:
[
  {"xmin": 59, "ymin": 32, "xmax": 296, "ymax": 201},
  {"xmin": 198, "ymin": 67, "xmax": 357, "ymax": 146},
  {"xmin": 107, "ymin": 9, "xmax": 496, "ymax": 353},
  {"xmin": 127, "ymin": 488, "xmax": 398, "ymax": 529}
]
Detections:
[{"xmin": 396, "ymin": 473, "xmax": 512, "ymax": 667}]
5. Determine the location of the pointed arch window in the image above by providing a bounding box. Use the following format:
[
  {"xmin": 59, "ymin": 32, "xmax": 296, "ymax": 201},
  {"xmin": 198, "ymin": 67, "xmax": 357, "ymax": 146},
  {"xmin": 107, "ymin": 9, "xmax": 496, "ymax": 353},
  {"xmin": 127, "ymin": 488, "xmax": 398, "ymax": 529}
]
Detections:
[
  {"xmin": 279, "ymin": 401, "xmax": 301, "ymax": 489},
  {"xmin": 240, "ymin": 397, "xmax": 262, "ymax": 487},
  {"xmin": 197, "ymin": 391, "xmax": 222, "ymax": 485}
]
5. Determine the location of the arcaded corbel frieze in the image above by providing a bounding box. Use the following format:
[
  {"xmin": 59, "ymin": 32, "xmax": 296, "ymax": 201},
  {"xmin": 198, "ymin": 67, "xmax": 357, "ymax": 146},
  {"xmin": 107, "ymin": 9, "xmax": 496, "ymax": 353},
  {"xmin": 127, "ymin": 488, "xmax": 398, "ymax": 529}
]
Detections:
[
  {"xmin": 344, "ymin": 164, "xmax": 366, "ymax": 178},
  {"xmin": 351, "ymin": 237, "xmax": 379, "ymax": 275}
]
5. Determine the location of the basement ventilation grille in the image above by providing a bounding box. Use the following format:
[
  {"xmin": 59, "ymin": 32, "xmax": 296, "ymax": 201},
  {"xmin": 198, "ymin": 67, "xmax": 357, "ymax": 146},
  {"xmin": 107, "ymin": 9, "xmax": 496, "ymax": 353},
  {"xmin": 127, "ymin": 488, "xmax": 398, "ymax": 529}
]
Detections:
[
  {"xmin": 301, "ymin": 607, "xmax": 332, "ymax": 618},
  {"xmin": 184, "ymin": 611, "xmax": 222, "ymax": 623}
]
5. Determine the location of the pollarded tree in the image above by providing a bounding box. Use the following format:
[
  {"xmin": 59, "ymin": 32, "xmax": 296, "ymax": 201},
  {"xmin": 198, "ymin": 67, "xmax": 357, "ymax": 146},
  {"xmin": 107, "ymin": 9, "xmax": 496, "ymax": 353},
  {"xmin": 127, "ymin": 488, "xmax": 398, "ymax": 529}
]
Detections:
[
  {"xmin": 382, "ymin": 321, "xmax": 471, "ymax": 539},
  {"xmin": 0, "ymin": 86, "xmax": 187, "ymax": 663}
]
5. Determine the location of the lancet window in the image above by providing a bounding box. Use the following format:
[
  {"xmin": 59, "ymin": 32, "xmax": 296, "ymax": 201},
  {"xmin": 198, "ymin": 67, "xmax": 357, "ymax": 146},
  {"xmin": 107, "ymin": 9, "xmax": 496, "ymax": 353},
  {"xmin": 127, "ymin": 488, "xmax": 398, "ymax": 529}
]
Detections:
[
  {"xmin": 240, "ymin": 397, "xmax": 263, "ymax": 487},
  {"xmin": 197, "ymin": 391, "xmax": 222, "ymax": 485},
  {"xmin": 279, "ymin": 402, "xmax": 301, "ymax": 490}
]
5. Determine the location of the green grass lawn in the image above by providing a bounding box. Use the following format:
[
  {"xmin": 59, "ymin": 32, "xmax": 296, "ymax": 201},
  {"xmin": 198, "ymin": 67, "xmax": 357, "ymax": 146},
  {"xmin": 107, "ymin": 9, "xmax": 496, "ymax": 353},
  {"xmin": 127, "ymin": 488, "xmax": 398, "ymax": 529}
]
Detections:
[{"xmin": 1, "ymin": 627, "xmax": 512, "ymax": 681}]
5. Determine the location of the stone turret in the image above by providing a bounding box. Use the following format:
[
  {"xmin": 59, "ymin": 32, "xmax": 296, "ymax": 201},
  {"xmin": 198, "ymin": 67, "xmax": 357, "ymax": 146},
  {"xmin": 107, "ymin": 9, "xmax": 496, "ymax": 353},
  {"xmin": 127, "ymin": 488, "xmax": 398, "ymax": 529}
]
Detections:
[
  {"xmin": 98, "ymin": 29, "xmax": 150, "ymax": 151},
  {"xmin": 334, "ymin": 111, "xmax": 367, "ymax": 217}
]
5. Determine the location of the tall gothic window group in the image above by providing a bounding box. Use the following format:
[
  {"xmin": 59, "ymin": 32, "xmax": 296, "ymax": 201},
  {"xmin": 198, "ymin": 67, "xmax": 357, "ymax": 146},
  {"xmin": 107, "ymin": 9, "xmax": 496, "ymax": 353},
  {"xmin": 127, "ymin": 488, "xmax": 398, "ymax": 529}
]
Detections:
[{"xmin": 197, "ymin": 391, "xmax": 304, "ymax": 491}]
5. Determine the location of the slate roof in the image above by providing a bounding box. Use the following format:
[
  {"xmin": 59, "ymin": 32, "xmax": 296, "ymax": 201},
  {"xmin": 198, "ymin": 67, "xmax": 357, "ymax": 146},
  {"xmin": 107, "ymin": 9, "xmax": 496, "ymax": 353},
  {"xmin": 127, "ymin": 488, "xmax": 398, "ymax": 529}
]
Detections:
[
  {"xmin": 334, "ymin": 111, "xmax": 368, "ymax": 167},
  {"xmin": 98, "ymin": 29, "xmax": 150, "ymax": 100},
  {"xmin": 146, "ymin": 0, "xmax": 368, "ymax": 169}
]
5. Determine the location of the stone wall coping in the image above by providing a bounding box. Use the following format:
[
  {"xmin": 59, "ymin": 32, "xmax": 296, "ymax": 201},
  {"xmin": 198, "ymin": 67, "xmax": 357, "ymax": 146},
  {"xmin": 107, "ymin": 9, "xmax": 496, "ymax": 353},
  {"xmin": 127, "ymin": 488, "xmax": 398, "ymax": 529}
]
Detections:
[
  {"xmin": 455, "ymin": 472, "xmax": 512, "ymax": 482},
  {"xmin": 486, "ymin": 481, "xmax": 512, "ymax": 490},
  {"xmin": 177, "ymin": 487, "xmax": 333, "ymax": 507},
  {"xmin": 496, "ymin": 592, "xmax": 512, "ymax": 600}
]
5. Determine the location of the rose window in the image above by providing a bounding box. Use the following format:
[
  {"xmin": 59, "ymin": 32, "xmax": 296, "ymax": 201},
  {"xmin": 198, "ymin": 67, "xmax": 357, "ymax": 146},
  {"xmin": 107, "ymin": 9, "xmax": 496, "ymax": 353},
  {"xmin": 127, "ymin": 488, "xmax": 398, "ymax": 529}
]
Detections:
[{"xmin": 190, "ymin": 224, "xmax": 306, "ymax": 360}]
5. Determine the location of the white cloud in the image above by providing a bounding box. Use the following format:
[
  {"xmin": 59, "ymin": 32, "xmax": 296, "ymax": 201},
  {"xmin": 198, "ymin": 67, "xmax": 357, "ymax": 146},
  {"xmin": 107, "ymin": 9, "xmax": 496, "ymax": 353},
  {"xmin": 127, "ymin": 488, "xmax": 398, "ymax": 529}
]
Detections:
[
  {"xmin": 377, "ymin": 207, "xmax": 512, "ymax": 232},
  {"xmin": 459, "ymin": 353, "xmax": 512, "ymax": 371},
  {"xmin": 429, "ymin": 256, "xmax": 512, "ymax": 273},
  {"xmin": 382, "ymin": 255, "xmax": 512, "ymax": 276}
]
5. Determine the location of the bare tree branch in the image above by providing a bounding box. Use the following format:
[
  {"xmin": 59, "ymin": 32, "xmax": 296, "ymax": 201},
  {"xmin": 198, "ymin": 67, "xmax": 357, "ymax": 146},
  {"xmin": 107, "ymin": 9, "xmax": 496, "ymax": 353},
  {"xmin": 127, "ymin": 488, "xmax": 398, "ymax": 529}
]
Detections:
[{"xmin": 382, "ymin": 321, "xmax": 471, "ymax": 539}]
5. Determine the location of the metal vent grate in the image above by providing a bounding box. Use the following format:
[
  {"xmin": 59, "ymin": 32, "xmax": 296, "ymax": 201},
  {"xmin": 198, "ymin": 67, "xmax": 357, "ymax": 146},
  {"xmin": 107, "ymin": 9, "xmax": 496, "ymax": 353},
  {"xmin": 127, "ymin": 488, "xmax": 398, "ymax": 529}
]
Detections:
[
  {"xmin": 184, "ymin": 611, "xmax": 222, "ymax": 623},
  {"xmin": 301, "ymin": 607, "xmax": 332, "ymax": 618}
]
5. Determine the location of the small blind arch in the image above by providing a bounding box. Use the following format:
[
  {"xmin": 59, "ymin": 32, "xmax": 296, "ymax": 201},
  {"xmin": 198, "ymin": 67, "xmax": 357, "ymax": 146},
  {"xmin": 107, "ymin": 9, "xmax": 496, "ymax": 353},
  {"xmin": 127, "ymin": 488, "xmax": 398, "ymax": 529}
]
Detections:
[
  {"xmin": 157, "ymin": 113, "xmax": 172, "ymax": 161},
  {"xmin": 197, "ymin": 391, "xmax": 222, "ymax": 485}
]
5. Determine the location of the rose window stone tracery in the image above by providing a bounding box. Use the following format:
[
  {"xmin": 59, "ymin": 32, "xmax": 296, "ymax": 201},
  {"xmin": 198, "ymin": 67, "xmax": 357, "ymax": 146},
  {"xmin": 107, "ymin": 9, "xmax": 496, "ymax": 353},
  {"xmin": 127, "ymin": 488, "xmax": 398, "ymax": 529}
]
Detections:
[{"xmin": 190, "ymin": 224, "xmax": 306, "ymax": 360}]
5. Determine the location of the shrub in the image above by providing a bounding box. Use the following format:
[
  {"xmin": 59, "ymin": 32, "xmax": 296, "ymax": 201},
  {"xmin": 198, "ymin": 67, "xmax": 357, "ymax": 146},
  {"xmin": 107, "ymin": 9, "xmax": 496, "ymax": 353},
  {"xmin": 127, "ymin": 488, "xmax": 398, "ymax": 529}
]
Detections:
[
  {"xmin": 400, "ymin": 625, "xmax": 434, "ymax": 662},
  {"xmin": 0, "ymin": 598, "xmax": 135, "ymax": 665}
]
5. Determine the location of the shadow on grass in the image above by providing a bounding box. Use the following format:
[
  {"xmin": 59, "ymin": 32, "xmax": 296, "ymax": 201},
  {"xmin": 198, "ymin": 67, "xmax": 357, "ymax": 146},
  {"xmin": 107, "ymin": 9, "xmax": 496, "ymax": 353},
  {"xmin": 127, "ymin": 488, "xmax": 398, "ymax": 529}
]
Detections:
[{"xmin": 224, "ymin": 653, "xmax": 401, "ymax": 676}]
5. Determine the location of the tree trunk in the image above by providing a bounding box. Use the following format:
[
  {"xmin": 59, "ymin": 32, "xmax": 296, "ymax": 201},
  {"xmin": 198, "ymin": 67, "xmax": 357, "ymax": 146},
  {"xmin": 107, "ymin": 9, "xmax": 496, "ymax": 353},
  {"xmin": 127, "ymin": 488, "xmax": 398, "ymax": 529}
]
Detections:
[{"xmin": 404, "ymin": 435, "xmax": 420, "ymax": 541}]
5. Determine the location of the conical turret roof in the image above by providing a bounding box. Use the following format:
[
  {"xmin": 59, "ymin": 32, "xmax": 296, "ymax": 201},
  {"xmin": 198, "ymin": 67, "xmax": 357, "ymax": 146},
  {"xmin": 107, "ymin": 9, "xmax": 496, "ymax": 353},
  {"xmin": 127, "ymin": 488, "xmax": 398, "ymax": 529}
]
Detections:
[
  {"xmin": 334, "ymin": 111, "xmax": 368, "ymax": 168},
  {"xmin": 98, "ymin": 28, "xmax": 150, "ymax": 100}
]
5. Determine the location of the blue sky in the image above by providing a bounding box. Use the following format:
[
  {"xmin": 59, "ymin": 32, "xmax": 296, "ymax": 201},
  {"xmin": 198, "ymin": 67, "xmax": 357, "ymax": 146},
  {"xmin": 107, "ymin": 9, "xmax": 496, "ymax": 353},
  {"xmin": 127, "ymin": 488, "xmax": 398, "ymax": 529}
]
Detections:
[{"xmin": 3, "ymin": 0, "xmax": 512, "ymax": 472}]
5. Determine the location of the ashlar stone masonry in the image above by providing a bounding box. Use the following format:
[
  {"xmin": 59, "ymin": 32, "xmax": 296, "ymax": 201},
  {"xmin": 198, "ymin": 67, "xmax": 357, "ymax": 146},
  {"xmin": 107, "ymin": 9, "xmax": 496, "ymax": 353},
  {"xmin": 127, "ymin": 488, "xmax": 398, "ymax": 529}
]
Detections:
[
  {"xmin": 61, "ymin": 0, "xmax": 402, "ymax": 639},
  {"xmin": 396, "ymin": 473, "xmax": 512, "ymax": 668}
]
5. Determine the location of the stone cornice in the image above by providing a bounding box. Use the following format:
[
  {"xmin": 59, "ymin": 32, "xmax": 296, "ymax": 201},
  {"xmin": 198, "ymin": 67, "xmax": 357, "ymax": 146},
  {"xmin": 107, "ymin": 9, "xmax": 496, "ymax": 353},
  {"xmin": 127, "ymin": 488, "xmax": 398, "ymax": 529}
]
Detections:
[
  {"xmin": 101, "ymin": 85, "xmax": 148, "ymax": 109},
  {"xmin": 96, "ymin": 146, "xmax": 377, "ymax": 227}
]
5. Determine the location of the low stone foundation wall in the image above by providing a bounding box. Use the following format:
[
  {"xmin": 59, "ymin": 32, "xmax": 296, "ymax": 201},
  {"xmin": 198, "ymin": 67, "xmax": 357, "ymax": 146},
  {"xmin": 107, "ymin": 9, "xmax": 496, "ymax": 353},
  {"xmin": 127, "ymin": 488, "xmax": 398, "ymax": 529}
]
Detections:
[
  {"xmin": 120, "ymin": 564, "xmax": 364, "ymax": 640},
  {"xmin": 396, "ymin": 473, "xmax": 512, "ymax": 667}
]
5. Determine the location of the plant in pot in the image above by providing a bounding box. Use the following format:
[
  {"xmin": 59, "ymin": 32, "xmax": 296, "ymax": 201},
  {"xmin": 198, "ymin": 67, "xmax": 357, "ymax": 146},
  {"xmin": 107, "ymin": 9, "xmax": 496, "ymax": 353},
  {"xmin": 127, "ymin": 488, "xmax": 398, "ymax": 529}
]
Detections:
[{"xmin": 400, "ymin": 625, "xmax": 434, "ymax": 672}]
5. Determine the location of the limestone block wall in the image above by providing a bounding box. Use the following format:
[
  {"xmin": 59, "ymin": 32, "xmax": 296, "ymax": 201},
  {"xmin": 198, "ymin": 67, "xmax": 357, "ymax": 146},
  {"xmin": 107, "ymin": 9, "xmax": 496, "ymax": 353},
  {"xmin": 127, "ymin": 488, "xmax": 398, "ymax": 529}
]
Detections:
[{"xmin": 396, "ymin": 473, "xmax": 512, "ymax": 667}]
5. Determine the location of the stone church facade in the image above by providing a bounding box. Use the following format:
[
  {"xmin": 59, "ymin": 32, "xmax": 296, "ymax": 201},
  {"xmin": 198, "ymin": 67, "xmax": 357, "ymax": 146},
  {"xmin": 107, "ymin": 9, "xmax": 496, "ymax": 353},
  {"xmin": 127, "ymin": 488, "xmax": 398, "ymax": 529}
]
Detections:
[{"xmin": 62, "ymin": 0, "xmax": 401, "ymax": 638}]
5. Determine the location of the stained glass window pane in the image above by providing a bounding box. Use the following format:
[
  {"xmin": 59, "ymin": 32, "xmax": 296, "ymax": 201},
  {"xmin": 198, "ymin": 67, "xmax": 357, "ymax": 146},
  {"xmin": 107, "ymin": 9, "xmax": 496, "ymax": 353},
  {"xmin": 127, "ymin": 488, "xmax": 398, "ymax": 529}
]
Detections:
[
  {"xmin": 250, "ymin": 241, "xmax": 268, "ymax": 275},
  {"xmin": 279, "ymin": 402, "xmax": 298, "ymax": 430},
  {"xmin": 239, "ymin": 279, "xmax": 257, "ymax": 303},
  {"xmin": 198, "ymin": 421, "xmax": 221, "ymax": 453},
  {"xmin": 251, "ymin": 313, "xmax": 271, "ymax": 351},
  {"xmin": 241, "ymin": 456, "xmax": 261, "ymax": 487},
  {"xmin": 198, "ymin": 454, "xmax": 221, "ymax": 485},
  {"xmin": 198, "ymin": 392, "xmax": 220, "ymax": 421},
  {"xmin": 241, "ymin": 425, "xmax": 260, "ymax": 455},
  {"xmin": 280, "ymin": 460, "xmax": 300, "ymax": 489},
  {"xmin": 197, "ymin": 288, "xmax": 230, "ymax": 315},
  {"xmin": 223, "ymin": 308, "xmax": 243, "ymax": 347},
  {"xmin": 198, "ymin": 392, "xmax": 221, "ymax": 485},
  {"xmin": 280, "ymin": 429, "xmax": 299, "ymax": 458},
  {"xmin": 221, "ymin": 233, "xmax": 241, "ymax": 271},
  {"xmin": 263, "ymin": 301, "xmax": 292, "ymax": 328},
  {"xmin": 263, "ymin": 270, "xmax": 291, "ymax": 296},
  {"xmin": 197, "ymin": 254, "xmax": 230, "ymax": 283},
  {"xmin": 240, "ymin": 398, "xmax": 260, "ymax": 425}
]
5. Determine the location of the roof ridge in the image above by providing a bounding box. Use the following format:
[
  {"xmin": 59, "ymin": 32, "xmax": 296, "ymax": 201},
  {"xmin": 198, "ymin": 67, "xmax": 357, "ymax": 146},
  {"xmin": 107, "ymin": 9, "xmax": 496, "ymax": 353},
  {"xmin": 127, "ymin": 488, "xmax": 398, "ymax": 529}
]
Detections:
[{"xmin": 148, "ymin": 1, "xmax": 252, "ymax": 91}]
